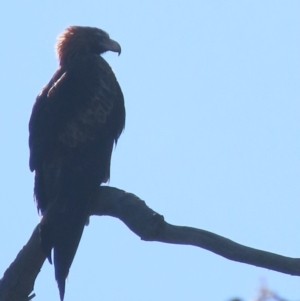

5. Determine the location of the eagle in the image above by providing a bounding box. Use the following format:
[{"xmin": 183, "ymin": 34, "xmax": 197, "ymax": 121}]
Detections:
[{"xmin": 29, "ymin": 26, "xmax": 125, "ymax": 300}]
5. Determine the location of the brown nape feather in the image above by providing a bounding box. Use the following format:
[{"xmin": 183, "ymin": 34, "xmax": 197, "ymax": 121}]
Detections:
[
  {"xmin": 56, "ymin": 26, "xmax": 121, "ymax": 66},
  {"xmin": 29, "ymin": 25, "xmax": 125, "ymax": 300},
  {"xmin": 55, "ymin": 26, "xmax": 105, "ymax": 63}
]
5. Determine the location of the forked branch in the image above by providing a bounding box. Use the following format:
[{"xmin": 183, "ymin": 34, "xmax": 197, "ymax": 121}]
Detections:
[{"xmin": 1, "ymin": 186, "xmax": 299, "ymax": 301}]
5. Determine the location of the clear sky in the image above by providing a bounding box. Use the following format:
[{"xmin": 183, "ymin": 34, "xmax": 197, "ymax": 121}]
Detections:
[{"xmin": 1, "ymin": 1, "xmax": 299, "ymax": 300}]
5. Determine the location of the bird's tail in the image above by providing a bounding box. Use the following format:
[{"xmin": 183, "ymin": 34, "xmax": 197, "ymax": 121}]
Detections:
[{"xmin": 39, "ymin": 172, "xmax": 95, "ymax": 301}]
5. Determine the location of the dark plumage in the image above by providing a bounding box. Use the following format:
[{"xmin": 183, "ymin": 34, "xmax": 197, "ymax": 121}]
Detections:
[{"xmin": 29, "ymin": 26, "xmax": 125, "ymax": 300}]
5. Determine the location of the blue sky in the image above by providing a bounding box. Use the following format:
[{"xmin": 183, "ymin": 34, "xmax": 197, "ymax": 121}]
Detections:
[{"xmin": 1, "ymin": 1, "xmax": 299, "ymax": 300}]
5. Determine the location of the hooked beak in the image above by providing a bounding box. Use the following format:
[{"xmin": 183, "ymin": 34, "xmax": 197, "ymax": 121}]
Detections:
[{"xmin": 104, "ymin": 38, "xmax": 121, "ymax": 56}]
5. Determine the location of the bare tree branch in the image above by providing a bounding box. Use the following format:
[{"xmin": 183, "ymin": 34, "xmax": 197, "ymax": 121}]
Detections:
[
  {"xmin": 0, "ymin": 226, "xmax": 45, "ymax": 301},
  {"xmin": 1, "ymin": 186, "xmax": 299, "ymax": 301}
]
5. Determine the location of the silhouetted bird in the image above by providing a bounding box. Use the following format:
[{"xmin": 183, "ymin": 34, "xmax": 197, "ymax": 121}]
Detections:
[{"xmin": 29, "ymin": 26, "xmax": 125, "ymax": 300}]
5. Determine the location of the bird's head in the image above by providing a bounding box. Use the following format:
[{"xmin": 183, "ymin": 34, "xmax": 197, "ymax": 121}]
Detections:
[{"xmin": 56, "ymin": 26, "xmax": 121, "ymax": 65}]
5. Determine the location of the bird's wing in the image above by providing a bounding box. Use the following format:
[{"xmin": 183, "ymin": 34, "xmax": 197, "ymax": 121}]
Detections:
[{"xmin": 29, "ymin": 60, "xmax": 124, "ymax": 172}]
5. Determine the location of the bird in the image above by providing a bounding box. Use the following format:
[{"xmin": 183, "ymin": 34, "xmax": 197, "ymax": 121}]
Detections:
[{"xmin": 29, "ymin": 26, "xmax": 125, "ymax": 300}]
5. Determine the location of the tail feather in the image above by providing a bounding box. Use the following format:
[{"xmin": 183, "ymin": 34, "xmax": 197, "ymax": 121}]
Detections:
[
  {"xmin": 36, "ymin": 146, "xmax": 110, "ymax": 300},
  {"xmin": 39, "ymin": 170, "xmax": 96, "ymax": 301},
  {"xmin": 56, "ymin": 274, "xmax": 66, "ymax": 301},
  {"xmin": 40, "ymin": 200, "xmax": 89, "ymax": 300}
]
